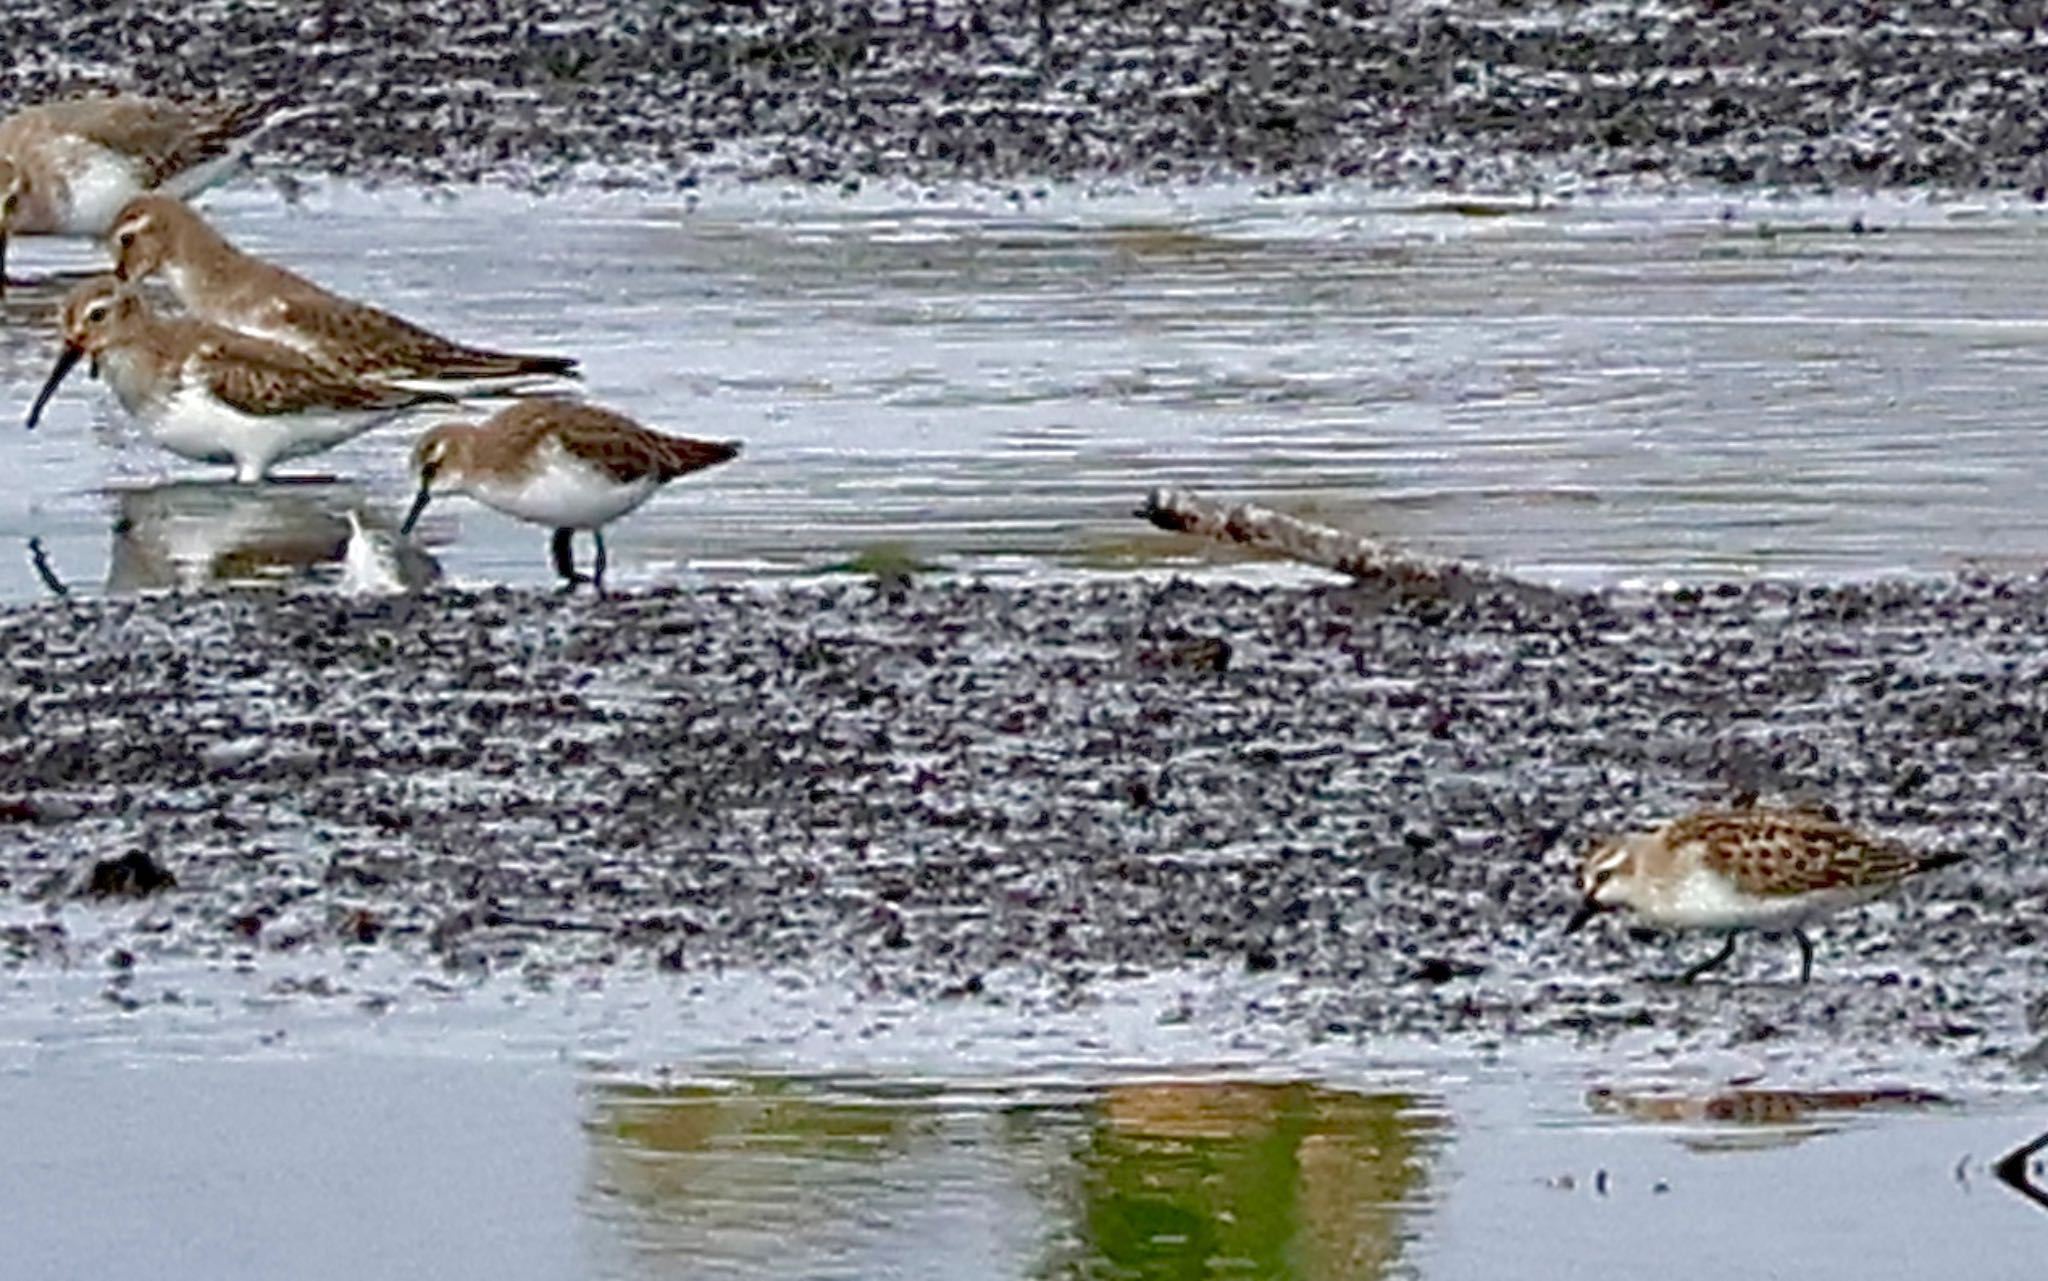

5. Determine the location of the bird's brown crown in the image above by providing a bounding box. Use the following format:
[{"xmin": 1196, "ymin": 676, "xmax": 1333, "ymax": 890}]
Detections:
[
  {"xmin": 1577, "ymin": 834, "xmax": 1643, "ymax": 903},
  {"xmin": 58, "ymin": 275, "xmax": 149, "ymax": 353},
  {"xmin": 411, "ymin": 420, "xmax": 483, "ymax": 487}
]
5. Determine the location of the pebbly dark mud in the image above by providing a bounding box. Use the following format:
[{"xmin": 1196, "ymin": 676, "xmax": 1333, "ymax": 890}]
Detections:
[
  {"xmin": 3, "ymin": 1, "xmax": 2048, "ymax": 194},
  {"xmin": 0, "ymin": 574, "xmax": 2042, "ymax": 1065}
]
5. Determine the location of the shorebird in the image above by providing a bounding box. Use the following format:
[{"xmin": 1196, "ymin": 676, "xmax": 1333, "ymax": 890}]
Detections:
[
  {"xmin": 400, "ymin": 400, "xmax": 740, "ymax": 591},
  {"xmin": 1564, "ymin": 806, "xmax": 1964, "ymax": 983},
  {"xmin": 26, "ymin": 274, "xmax": 451, "ymax": 483},
  {"xmin": 1, "ymin": 94, "xmax": 288, "ymax": 298},
  {"xmin": 109, "ymin": 194, "xmax": 580, "ymax": 386},
  {"xmin": 339, "ymin": 508, "xmax": 440, "ymax": 596}
]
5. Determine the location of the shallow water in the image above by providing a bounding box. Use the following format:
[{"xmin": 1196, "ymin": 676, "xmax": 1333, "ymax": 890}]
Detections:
[
  {"xmin": 0, "ymin": 961, "xmax": 2040, "ymax": 1281},
  {"xmin": 3, "ymin": 183, "xmax": 2048, "ymax": 600}
]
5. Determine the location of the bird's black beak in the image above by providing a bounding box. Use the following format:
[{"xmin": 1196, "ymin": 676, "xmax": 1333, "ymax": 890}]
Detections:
[
  {"xmin": 26, "ymin": 342, "xmax": 85, "ymax": 430},
  {"xmin": 1564, "ymin": 895, "xmax": 1602, "ymax": 935},
  {"xmin": 400, "ymin": 484, "xmax": 432, "ymax": 536}
]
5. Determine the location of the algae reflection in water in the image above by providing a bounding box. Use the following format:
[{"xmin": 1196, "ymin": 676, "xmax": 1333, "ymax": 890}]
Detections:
[
  {"xmin": 582, "ymin": 1075, "xmax": 1444, "ymax": 1279},
  {"xmin": 1052, "ymin": 1080, "xmax": 1441, "ymax": 1280}
]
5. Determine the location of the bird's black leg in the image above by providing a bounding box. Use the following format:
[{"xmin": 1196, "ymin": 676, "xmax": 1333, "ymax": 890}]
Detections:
[
  {"xmin": 591, "ymin": 530, "xmax": 607, "ymax": 594},
  {"xmin": 1793, "ymin": 930, "xmax": 1815, "ymax": 984},
  {"xmin": 551, "ymin": 528, "xmax": 579, "ymax": 587},
  {"xmin": 1676, "ymin": 935, "xmax": 1740, "ymax": 984}
]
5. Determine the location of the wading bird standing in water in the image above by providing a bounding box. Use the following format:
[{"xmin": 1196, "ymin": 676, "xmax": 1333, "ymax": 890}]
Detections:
[{"xmin": 402, "ymin": 400, "xmax": 740, "ymax": 592}]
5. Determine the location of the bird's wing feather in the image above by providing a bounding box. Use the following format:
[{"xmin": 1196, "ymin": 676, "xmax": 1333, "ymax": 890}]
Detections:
[
  {"xmin": 512, "ymin": 402, "xmax": 738, "ymax": 484},
  {"xmin": 583, "ymin": 415, "xmax": 740, "ymax": 484},
  {"xmin": 274, "ymin": 295, "xmax": 576, "ymax": 380},
  {"xmin": 68, "ymin": 99, "xmax": 265, "ymax": 187},
  {"xmin": 1677, "ymin": 810, "xmax": 1922, "ymax": 897},
  {"xmin": 191, "ymin": 333, "xmax": 437, "ymax": 416}
]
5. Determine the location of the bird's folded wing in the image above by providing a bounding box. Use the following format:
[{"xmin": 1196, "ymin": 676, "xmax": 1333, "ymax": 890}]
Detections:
[
  {"xmin": 577, "ymin": 420, "xmax": 739, "ymax": 484},
  {"xmin": 191, "ymin": 335, "xmax": 430, "ymax": 416},
  {"xmin": 1684, "ymin": 811, "xmax": 1922, "ymax": 896},
  {"xmin": 274, "ymin": 294, "xmax": 444, "ymax": 371},
  {"xmin": 73, "ymin": 101, "xmax": 250, "ymax": 187}
]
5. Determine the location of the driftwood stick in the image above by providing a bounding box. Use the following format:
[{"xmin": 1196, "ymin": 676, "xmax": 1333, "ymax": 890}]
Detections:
[
  {"xmin": 26, "ymin": 537, "xmax": 71, "ymax": 600},
  {"xmin": 1138, "ymin": 486, "xmax": 1556, "ymax": 603}
]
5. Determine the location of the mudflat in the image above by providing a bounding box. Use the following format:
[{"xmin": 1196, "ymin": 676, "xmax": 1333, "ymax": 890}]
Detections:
[
  {"xmin": 3, "ymin": 2, "xmax": 2043, "ymax": 192},
  {"xmin": 1, "ymin": 574, "xmax": 2038, "ymax": 1065}
]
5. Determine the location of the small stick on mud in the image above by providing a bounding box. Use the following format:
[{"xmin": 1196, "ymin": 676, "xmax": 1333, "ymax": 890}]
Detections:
[
  {"xmin": 1136, "ymin": 486, "xmax": 1564, "ymax": 605},
  {"xmin": 26, "ymin": 537, "xmax": 71, "ymax": 600}
]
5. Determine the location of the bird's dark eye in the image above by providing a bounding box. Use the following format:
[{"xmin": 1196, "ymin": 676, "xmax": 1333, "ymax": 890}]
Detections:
[
  {"xmin": 1591, "ymin": 866, "xmax": 1613, "ymax": 887},
  {"xmin": 116, "ymin": 231, "xmax": 133, "ymax": 248},
  {"xmin": 85, "ymin": 303, "xmax": 109, "ymax": 323}
]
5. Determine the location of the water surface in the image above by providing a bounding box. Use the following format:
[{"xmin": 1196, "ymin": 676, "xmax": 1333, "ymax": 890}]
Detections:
[
  {"xmin": 0, "ymin": 958, "xmax": 2040, "ymax": 1280},
  {"xmin": 3, "ymin": 185, "xmax": 2047, "ymax": 599}
]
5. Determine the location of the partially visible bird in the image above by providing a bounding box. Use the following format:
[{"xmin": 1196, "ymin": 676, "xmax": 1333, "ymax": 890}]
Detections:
[
  {"xmin": 339, "ymin": 508, "xmax": 441, "ymax": 596},
  {"xmin": 1, "ymin": 94, "xmax": 294, "ymax": 298},
  {"xmin": 109, "ymin": 194, "xmax": 579, "ymax": 387}
]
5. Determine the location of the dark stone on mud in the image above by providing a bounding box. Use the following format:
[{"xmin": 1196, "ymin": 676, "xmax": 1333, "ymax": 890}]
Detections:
[
  {"xmin": 339, "ymin": 909, "xmax": 383, "ymax": 946},
  {"xmin": 1409, "ymin": 957, "xmax": 1485, "ymax": 984},
  {"xmin": 1137, "ymin": 636, "xmax": 1232, "ymax": 675},
  {"xmin": 0, "ymin": 797, "xmax": 84, "ymax": 824},
  {"xmin": 83, "ymin": 850, "xmax": 176, "ymax": 899}
]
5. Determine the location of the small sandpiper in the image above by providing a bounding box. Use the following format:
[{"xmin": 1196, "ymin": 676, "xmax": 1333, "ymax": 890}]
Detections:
[
  {"xmin": 26, "ymin": 275, "xmax": 451, "ymax": 483},
  {"xmin": 400, "ymin": 400, "xmax": 740, "ymax": 591},
  {"xmin": 109, "ymin": 194, "xmax": 580, "ymax": 386},
  {"xmin": 1564, "ymin": 805, "xmax": 1965, "ymax": 983},
  {"xmin": 0, "ymin": 94, "xmax": 290, "ymax": 297}
]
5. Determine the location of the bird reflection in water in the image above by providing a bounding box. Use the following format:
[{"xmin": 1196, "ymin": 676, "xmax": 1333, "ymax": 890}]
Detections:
[
  {"xmin": 104, "ymin": 478, "xmax": 439, "ymax": 594},
  {"xmin": 1586, "ymin": 1084, "xmax": 1947, "ymax": 1152}
]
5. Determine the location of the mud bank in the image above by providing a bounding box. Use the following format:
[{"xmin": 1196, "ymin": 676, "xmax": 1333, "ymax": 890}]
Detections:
[
  {"xmin": 0, "ymin": 574, "xmax": 2041, "ymax": 1065},
  {"xmin": 4, "ymin": 2, "xmax": 2046, "ymax": 192}
]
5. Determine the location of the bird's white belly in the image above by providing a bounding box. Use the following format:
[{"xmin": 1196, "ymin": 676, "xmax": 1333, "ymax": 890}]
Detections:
[
  {"xmin": 51, "ymin": 147, "xmax": 149, "ymax": 233},
  {"xmin": 1661, "ymin": 866, "xmax": 1874, "ymax": 932},
  {"xmin": 144, "ymin": 385, "xmax": 390, "ymax": 482},
  {"xmin": 470, "ymin": 458, "xmax": 655, "ymax": 530}
]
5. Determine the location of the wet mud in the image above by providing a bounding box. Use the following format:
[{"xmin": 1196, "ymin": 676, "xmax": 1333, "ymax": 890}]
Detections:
[
  {"xmin": 4, "ymin": 1, "xmax": 2047, "ymax": 192},
  {"xmin": 1, "ymin": 573, "xmax": 2042, "ymax": 1065}
]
